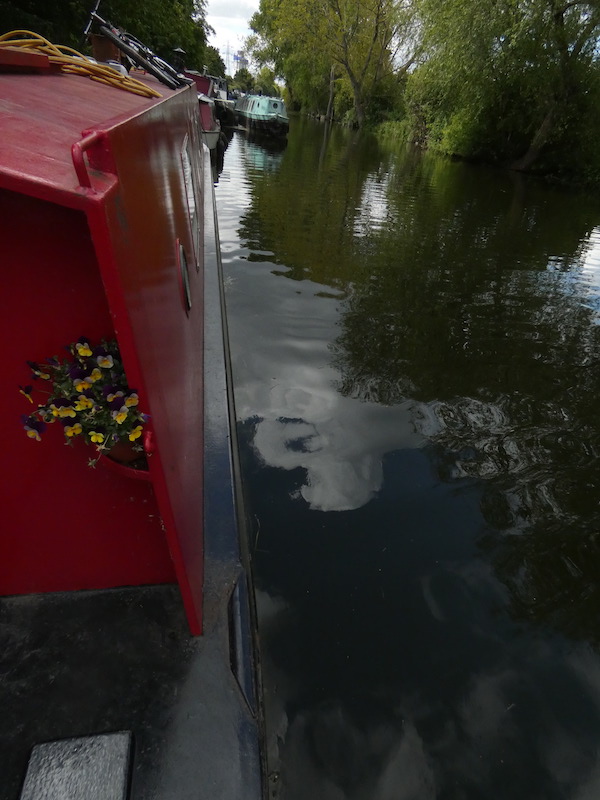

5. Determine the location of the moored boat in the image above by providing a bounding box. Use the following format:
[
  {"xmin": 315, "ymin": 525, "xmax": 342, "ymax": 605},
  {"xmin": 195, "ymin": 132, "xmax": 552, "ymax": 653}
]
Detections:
[
  {"xmin": 185, "ymin": 69, "xmax": 236, "ymax": 129},
  {"xmin": 0, "ymin": 31, "xmax": 264, "ymax": 798},
  {"xmin": 197, "ymin": 91, "xmax": 223, "ymax": 152},
  {"xmin": 235, "ymin": 94, "xmax": 289, "ymax": 138}
]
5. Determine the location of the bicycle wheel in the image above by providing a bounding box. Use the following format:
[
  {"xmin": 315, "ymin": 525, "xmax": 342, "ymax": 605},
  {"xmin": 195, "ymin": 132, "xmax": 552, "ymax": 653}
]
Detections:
[
  {"xmin": 98, "ymin": 24, "xmax": 181, "ymax": 90},
  {"xmin": 120, "ymin": 36, "xmax": 182, "ymax": 81}
]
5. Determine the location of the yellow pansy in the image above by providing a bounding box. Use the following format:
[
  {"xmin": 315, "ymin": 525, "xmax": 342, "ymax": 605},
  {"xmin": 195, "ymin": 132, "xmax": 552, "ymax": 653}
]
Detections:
[
  {"xmin": 74, "ymin": 395, "xmax": 94, "ymax": 411},
  {"xmin": 74, "ymin": 378, "xmax": 92, "ymax": 392},
  {"xmin": 113, "ymin": 408, "xmax": 128, "ymax": 424},
  {"xmin": 128, "ymin": 425, "xmax": 143, "ymax": 441},
  {"xmin": 76, "ymin": 342, "xmax": 92, "ymax": 357},
  {"xmin": 89, "ymin": 431, "xmax": 104, "ymax": 443},
  {"xmin": 64, "ymin": 423, "xmax": 83, "ymax": 437}
]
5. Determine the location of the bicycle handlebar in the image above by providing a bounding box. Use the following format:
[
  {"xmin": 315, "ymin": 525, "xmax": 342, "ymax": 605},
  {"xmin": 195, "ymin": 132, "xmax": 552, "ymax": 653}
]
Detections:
[{"xmin": 84, "ymin": 0, "xmax": 192, "ymax": 90}]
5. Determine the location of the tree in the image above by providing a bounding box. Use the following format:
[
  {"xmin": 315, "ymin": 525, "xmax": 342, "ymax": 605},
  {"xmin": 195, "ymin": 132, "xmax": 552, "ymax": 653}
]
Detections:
[
  {"xmin": 254, "ymin": 66, "xmax": 279, "ymax": 96},
  {"xmin": 231, "ymin": 67, "xmax": 255, "ymax": 92},
  {"xmin": 406, "ymin": 0, "xmax": 600, "ymax": 180},
  {"xmin": 204, "ymin": 45, "xmax": 226, "ymax": 77},
  {"xmin": 249, "ymin": 0, "xmax": 419, "ymax": 126}
]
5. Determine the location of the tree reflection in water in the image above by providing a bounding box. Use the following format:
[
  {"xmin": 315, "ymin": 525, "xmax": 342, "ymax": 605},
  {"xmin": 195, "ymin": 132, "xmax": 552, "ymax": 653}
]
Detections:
[
  {"xmin": 224, "ymin": 124, "xmax": 600, "ymax": 798},
  {"xmin": 330, "ymin": 149, "xmax": 600, "ymax": 644}
]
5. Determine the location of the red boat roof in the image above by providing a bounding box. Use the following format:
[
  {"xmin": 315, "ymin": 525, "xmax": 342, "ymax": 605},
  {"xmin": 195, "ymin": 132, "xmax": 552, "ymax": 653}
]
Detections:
[{"xmin": 0, "ymin": 66, "xmax": 171, "ymax": 206}]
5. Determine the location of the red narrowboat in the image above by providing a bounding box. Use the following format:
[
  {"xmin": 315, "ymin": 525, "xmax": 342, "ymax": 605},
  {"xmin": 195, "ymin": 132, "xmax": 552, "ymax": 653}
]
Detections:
[{"xmin": 0, "ymin": 37, "xmax": 263, "ymax": 799}]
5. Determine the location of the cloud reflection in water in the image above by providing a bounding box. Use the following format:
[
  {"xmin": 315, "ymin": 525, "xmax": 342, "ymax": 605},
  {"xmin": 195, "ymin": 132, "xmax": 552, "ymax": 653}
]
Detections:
[{"xmin": 231, "ymin": 279, "xmax": 424, "ymax": 512}]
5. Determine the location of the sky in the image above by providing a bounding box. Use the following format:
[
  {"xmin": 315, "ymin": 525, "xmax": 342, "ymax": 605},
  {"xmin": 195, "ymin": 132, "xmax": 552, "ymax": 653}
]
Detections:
[{"xmin": 205, "ymin": 0, "xmax": 260, "ymax": 74}]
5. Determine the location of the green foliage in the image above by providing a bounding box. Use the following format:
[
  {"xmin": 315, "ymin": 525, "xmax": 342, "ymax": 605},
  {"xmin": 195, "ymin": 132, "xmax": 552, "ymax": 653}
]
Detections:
[
  {"xmin": 204, "ymin": 45, "xmax": 225, "ymax": 77},
  {"xmin": 404, "ymin": 0, "xmax": 600, "ymax": 182},
  {"xmin": 254, "ymin": 66, "xmax": 279, "ymax": 96},
  {"xmin": 374, "ymin": 118, "xmax": 411, "ymax": 147},
  {"xmin": 231, "ymin": 67, "xmax": 254, "ymax": 92},
  {"xmin": 249, "ymin": 0, "xmax": 418, "ymax": 125},
  {"xmin": 0, "ymin": 0, "xmax": 211, "ymax": 70}
]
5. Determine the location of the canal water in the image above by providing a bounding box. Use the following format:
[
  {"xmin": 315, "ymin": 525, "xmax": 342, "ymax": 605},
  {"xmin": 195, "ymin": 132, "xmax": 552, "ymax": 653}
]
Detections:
[{"xmin": 215, "ymin": 118, "xmax": 600, "ymax": 800}]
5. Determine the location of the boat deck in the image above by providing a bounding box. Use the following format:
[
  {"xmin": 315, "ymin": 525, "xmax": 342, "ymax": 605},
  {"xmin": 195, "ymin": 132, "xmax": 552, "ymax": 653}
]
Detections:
[{"xmin": 0, "ymin": 576, "xmax": 261, "ymax": 800}]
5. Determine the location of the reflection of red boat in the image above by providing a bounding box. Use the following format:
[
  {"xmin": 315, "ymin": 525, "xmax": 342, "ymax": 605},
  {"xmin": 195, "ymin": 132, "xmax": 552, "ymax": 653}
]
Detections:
[{"xmin": 0, "ymin": 37, "xmax": 263, "ymax": 798}]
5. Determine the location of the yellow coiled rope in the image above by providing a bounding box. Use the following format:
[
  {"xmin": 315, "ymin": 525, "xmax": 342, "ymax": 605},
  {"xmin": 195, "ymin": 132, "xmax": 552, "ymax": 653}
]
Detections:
[{"xmin": 0, "ymin": 30, "xmax": 161, "ymax": 98}]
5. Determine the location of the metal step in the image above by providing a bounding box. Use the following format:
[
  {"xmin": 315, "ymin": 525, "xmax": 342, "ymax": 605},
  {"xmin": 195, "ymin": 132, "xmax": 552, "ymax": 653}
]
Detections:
[{"xmin": 19, "ymin": 732, "xmax": 132, "ymax": 800}]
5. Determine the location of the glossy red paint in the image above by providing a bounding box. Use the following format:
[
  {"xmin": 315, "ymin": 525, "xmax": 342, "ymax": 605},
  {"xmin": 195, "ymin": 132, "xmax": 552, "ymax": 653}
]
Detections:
[
  {"xmin": 184, "ymin": 71, "xmax": 213, "ymax": 97},
  {"xmin": 181, "ymin": 71, "xmax": 220, "ymax": 147},
  {"xmin": 0, "ymin": 68, "xmax": 207, "ymax": 633}
]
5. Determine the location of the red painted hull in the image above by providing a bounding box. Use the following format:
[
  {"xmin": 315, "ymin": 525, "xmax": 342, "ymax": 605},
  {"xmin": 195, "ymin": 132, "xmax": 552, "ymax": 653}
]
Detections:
[{"xmin": 0, "ymin": 63, "xmax": 208, "ymax": 632}]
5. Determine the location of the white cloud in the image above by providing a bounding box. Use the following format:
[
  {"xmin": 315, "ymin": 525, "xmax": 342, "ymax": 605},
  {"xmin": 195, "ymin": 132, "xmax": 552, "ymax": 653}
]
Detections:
[{"xmin": 205, "ymin": 0, "xmax": 259, "ymax": 69}]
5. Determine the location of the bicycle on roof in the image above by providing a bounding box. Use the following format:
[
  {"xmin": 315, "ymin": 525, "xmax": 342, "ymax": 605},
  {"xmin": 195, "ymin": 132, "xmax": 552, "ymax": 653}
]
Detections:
[{"xmin": 84, "ymin": 0, "xmax": 192, "ymax": 91}]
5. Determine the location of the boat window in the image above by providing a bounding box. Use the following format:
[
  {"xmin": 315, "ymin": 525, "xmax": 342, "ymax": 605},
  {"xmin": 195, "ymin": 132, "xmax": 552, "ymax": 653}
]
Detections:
[
  {"xmin": 273, "ymin": 103, "xmax": 278, "ymax": 109},
  {"xmin": 177, "ymin": 242, "xmax": 192, "ymax": 315},
  {"xmin": 180, "ymin": 136, "xmax": 201, "ymax": 271}
]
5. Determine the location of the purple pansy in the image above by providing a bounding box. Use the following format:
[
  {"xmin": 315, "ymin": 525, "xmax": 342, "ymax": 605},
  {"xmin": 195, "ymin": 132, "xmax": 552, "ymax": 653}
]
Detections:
[
  {"xmin": 69, "ymin": 365, "xmax": 87, "ymax": 380},
  {"xmin": 26, "ymin": 361, "xmax": 51, "ymax": 380},
  {"xmin": 21, "ymin": 415, "xmax": 46, "ymax": 441}
]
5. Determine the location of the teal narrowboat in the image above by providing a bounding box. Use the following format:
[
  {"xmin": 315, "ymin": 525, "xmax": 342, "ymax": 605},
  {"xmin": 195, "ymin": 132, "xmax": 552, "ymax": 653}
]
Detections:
[{"xmin": 235, "ymin": 94, "xmax": 289, "ymax": 138}]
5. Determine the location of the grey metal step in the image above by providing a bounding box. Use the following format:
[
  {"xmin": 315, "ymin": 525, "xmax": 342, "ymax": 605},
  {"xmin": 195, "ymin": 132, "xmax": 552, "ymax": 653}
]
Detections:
[{"xmin": 19, "ymin": 732, "xmax": 132, "ymax": 800}]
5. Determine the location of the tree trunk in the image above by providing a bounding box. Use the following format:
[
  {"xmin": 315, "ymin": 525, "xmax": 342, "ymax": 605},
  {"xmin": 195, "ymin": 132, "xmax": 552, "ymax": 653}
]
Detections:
[
  {"xmin": 349, "ymin": 78, "xmax": 366, "ymax": 127},
  {"xmin": 510, "ymin": 106, "xmax": 555, "ymax": 172},
  {"xmin": 342, "ymin": 61, "xmax": 366, "ymax": 128},
  {"xmin": 325, "ymin": 64, "xmax": 335, "ymax": 122}
]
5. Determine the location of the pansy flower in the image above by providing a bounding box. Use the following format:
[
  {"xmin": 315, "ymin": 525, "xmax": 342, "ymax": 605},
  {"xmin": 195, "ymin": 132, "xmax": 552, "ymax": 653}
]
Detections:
[
  {"xmin": 19, "ymin": 385, "xmax": 34, "ymax": 403},
  {"xmin": 111, "ymin": 405, "xmax": 129, "ymax": 424},
  {"xmin": 75, "ymin": 377, "xmax": 93, "ymax": 392},
  {"xmin": 62, "ymin": 421, "xmax": 83, "ymax": 437},
  {"xmin": 96, "ymin": 353, "xmax": 115, "ymax": 369},
  {"xmin": 26, "ymin": 361, "xmax": 51, "ymax": 380},
  {"xmin": 21, "ymin": 415, "xmax": 46, "ymax": 441},
  {"xmin": 74, "ymin": 393, "xmax": 94, "ymax": 411},
  {"xmin": 49, "ymin": 399, "xmax": 76, "ymax": 418},
  {"xmin": 69, "ymin": 366, "xmax": 93, "ymax": 392},
  {"xmin": 128, "ymin": 425, "xmax": 144, "ymax": 442},
  {"xmin": 106, "ymin": 389, "xmax": 124, "ymax": 403},
  {"xmin": 22, "ymin": 337, "xmax": 150, "ymax": 466},
  {"xmin": 69, "ymin": 364, "xmax": 83, "ymax": 378},
  {"xmin": 48, "ymin": 399, "xmax": 64, "ymax": 417},
  {"xmin": 75, "ymin": 338, "xmax": 92, "ymax": 358}
]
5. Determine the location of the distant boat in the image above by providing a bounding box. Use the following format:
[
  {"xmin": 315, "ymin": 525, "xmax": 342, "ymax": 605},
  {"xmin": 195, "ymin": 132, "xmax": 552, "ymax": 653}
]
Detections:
[
  {"xmin": 197, "ymin": 91, "xmax": 222, "ymax": 152},
  {"xmin": 234, "ymin": 94, "xmax": 289, "ymax": 138},
  {"xmin": 185, "ymin": 70, "xmax": 236, "ymax": 129}
]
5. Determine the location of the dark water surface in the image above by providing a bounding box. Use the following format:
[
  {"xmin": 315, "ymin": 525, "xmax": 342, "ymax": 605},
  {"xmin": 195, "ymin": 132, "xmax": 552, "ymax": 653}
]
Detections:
[{"xmin": 215, "ymin": 119, "xmax": 600, "ymax": 800}]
